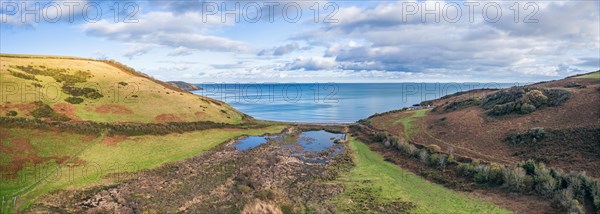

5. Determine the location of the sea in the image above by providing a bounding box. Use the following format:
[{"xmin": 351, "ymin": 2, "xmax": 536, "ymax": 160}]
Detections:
[{"xmin": 192, "ymin": 83, "xmax": 516, "ymax": 123}]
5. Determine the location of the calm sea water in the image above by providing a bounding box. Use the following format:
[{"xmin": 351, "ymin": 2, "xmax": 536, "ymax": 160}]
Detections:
[{"xmin": 193, "ymin": 83, "xmax": 514, "ymax": 123}]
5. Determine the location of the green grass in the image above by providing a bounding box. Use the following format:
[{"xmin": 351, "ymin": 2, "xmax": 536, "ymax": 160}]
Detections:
[
  {"xmin": 0, "ymin": 128, "xmax": 95, "ymax": 199},
  {"xmin": 335, "ymin": 138, "xmax": 511, "ymax": 213},
  {"xmin": 11, "ymin": 125, "xmax": 285, "ymax": 211},
  {"xmin": 392, "ymin": 109, "xmax": 428, "ymax": 140},
  {"xmin": 575, "ymin": 71, "xmax": 600, "ymax": 79}
]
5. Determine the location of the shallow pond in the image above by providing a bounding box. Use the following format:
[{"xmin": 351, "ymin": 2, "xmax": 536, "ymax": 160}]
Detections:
[{"xmin": 234, "ymin": 130, "xmax": 346, "ymax": 163}]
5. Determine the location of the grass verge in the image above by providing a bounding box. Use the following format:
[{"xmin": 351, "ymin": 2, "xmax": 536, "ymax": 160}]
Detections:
[{"xmin": 335, "ymin": 138, "xmax": 511, "ymax": 213}]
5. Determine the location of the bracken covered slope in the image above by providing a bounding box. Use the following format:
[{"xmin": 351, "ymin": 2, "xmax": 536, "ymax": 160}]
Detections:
[{"xmin": 368, "ymin": 71, "xmax": 600, "ymax": 177}]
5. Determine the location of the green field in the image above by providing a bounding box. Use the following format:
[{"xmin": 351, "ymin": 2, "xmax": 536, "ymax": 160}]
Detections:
[
  {"xmin": 1, "ymin": 125, "xmax": 285, "ymax": 211},
  {"xmin": 335, "ymin": 138, "xmax": 510, "ymax": 213},
  {"xmin": 575, "ymin": 71, "xmax": 600, "ymax": 79}
]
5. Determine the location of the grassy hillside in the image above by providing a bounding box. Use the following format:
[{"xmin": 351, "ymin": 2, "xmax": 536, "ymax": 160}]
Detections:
[
  {"xmin": 335, "ymin": 138, "xmax": 509, "ymax": 213},
  {"xmin": 0, "ymin": 54, "xmax": 243, "ymax": 123}
]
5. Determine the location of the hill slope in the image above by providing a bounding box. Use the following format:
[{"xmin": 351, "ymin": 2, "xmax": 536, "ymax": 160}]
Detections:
[
  {"xmin": 0, "ymin": 54, "xmax": 243, "ymax": 124},
  {"xmin": 367, "ymin": 71, "xmax": 600, "ymax": 176}
]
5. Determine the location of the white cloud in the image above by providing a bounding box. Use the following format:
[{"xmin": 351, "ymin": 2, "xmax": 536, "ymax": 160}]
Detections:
[{"xmin": 82, "ymin": 11, "xmax": 248, "ymax": 53}]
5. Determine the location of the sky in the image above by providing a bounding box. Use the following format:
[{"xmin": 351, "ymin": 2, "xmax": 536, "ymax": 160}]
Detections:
[{"xmin": 1, "ymin": 0, "xmax": 599, "ymax": 83}]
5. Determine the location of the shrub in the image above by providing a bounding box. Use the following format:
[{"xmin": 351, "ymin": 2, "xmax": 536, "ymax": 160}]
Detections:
[
  {"xmin": 502, "ymin": 165, "xmax": 527, "ymax": 192},
  {"xmin": 474, "ymin": 164, "xmax": 491, "ymax": 184},
  {"xmin": 447, "ymin": 153, "xmax": 456, "ymax": 164},
  {"xmin": 9, "ymin": 70, "xmax": 38, "ymax": 81},
  {"xmin": 31, "ymin": 102, "xmax": 70, "ymax": 121},
  {"xmin": 418, "ymin": 150, "xmax": 429, "ymax": 163},
  {"xmin": 31, "ymin": 103, "xmax": 55, "ymax": 118},
  {"xmin": 480, "ymin": 87, "xmax": 570, "ymax": 116},
  {"xmin": 5, "ymin": 110, "xmax": 17, "ymax": 117},
  {"xmin": 428, "ymin": 144, "xmax": 442, "ymax": 153},
  {"xmin": 62, "ymin": 85, "xmax": 103, "ymax": 99},
  {"xmin": 437, "ymin": 154, "xmax": 447, "ymax": 169},
  {"xmin": 556, "ymin": 188, "xmax": 585, "ymax": 213},
  {"xmin": 118, "ymin": 81, "xmax": 128, "ymax": 86},
  {"xmin": 389, "ymin": 136, "xmax": 399, "ymax": 147},
  {"xmin": 522, "ymin": 159, "xmax": 537, "ymax": 175},
  {"xmin": 458, "ymin": 161, "xmax": 479, "ymax": 178},
  {"xmin": 65, "ymin": 97, "xmax": 84, "ymax": 104},
  {"xmin": 406, "ymin": 144, "xmax": 419, "ymax": 156},
  {"xmin": 524, "ymin": 90, "xmax": 548, "ymax": 107},
  {"xmin": 533, "ymin": 164, "xmax": 558, "ymax": 197},
  {"xmin": 489, "ymin": 163, "xmax": 504, "ymax": 185},
  {"xmin": 427, "ymin": 153, "xmax": 440, "ymax": 167},
  {"xmin": 519, "ymin": 103, "xmax": 536, "ymax": 114},
  {"xmin": 505, "ymin": 128, "xmax": 545, "ymax": 146}
]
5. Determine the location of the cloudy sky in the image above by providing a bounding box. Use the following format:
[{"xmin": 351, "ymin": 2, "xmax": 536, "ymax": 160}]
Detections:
[{"xmin": 1, "ymin": 0, "xmax": 599, "ymax": 83}]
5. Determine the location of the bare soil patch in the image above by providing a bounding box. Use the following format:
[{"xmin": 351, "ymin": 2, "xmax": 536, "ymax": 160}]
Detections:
[
  {"xmin": 95, "ymin": 104, "xmax": 134, "ymax": 115},
  {"xmin": 53, "ymin": 103, "xmax": 81, "ymax": 121},
  {"xmin": 100, "ymin": 135, "xmax": 128, "ymax": 147},
  {"xmin": 154, "ymin": 114, "xmax": 180, "ymax": 123}
]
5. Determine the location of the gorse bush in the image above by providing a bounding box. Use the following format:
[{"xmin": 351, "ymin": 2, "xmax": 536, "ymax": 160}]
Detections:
[
  {"xmin": 65, "ymin": 97, "xmax": 84, "ymax": 104},
  {"xmin": 13, "ymin": 65, "xmax": 92, "ymax": 84},
  {"xmin": 31, "ymin": 101, "xmax": 70, "ymax": 121},
  {"xmin": 5, "ymin": 110, "xmax": 18, "ymax": 117},
  {"xmin": 480, "ymin": 87, "xmax": 571, "ymax": 116},
  {"xmin": 9, "ymin": 70, "xmax": 38, "ymax": 81},
  {"xmin": 62, "ymin": 85, "xmax": 103, "ymax": 99},
  {"xmin": 505, "ymin": 128, "xmax": 545, "ymax": 146}
]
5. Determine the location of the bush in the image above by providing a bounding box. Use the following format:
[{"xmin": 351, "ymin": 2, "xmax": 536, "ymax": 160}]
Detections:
[
  {"xmin": 505, "ymin": 128, "xmax": 545, "ymax": 146},
  {"xmin": 65, "ymin": 97, "xmax": 84, "ymax": 104},
  {"xmin": 437, "ymin": 154, "xmax": 447, "ymax": 169},
  {"xmin": 31, "ymin": 103, "xmax": 55, "ymax": 118},
  {"xmin": 9, "ymin": 70, "xmax": 38, "ymax": 81},
  {"xmin": 480, "ymin": 87, "xmax": 571, "ymax": 116},
  {"xmin": 418, "ymin": 150, "xmax": 429, "ymax": 163},
  {"xmin": 533, "ymin": 164, "xmax": 558, "ymax": 197},
  {"xmin": 474, "ymin": 164, "xmax": 491, "ymax": 184},
  {"xmin": 503, "ymin": 165, "xmax": 527, "ymax": 192},
  {"xmin": 427, "ymin": 153, "xmax": 440, "ymax": 167},
  {"xmin": 31, "ymin": 102, "xmax": 70, "ymax": 121},
  {"xmin": 556, "ymin": 188, "xmax": 585, "ymax": 213},
  {"xmin": 5, "ymin": 110, "xmax": 17, "ymax": 117},
  {"xmin": 519, "ymin": 103, "xmax": 536, "ymax": 114},
  {"xmin": 458, "ymin": 161, "xmax": 479, "ymax": 178},
  {"xmin": 62, "ymin": 85, "xmax": 103, "ymax": 99},
  {"xmin": 522, "ymin": 159, "xmax": 537, "ymax": 175},
  {"xmin": 428, "ymin": 144, "xmax": 442, "ymax": 153}
]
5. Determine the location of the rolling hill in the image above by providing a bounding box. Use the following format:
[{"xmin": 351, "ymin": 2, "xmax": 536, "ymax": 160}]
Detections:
[
  {"xmin": 366, "ymin": 71, "xmax": 600, "ymax": 176},
  {"xmin": 0, "ymin": 54, "xmax": 244, "ymax": 124}
]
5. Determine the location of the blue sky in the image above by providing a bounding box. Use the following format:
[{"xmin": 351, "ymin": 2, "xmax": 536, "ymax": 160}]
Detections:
[{"xmin": 1, "ymin": 0, "xmax": 599, "ymax": 83}]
